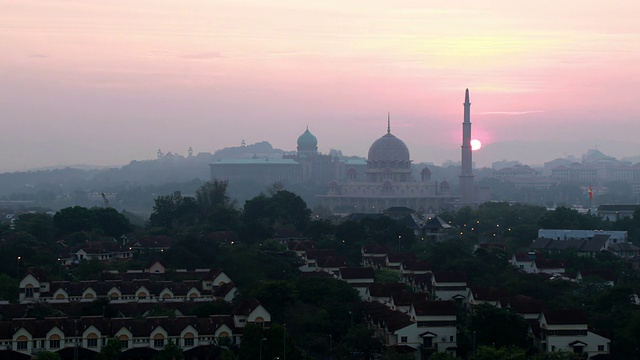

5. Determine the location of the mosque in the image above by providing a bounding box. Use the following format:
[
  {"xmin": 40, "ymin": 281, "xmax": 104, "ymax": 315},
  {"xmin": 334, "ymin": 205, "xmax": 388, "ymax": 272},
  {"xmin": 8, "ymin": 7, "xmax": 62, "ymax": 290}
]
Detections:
[
  {"xmin": 317, "ymin": 115, "xmax": 458, "ymax": 213},
  {"xmin": 211, "ymin": 89, "xmax": 478, "ymax": 214}
]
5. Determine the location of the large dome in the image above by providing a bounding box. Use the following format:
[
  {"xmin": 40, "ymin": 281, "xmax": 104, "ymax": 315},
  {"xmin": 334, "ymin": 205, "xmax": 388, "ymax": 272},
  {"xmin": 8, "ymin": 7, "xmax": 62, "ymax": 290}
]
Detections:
[
  {"xmin": 297, "ymin": 127, "xmax": 318, "ymax": 149},
  {"xmin": 367, "ymin": 132, "xmax": 410, "ymax": 162}
]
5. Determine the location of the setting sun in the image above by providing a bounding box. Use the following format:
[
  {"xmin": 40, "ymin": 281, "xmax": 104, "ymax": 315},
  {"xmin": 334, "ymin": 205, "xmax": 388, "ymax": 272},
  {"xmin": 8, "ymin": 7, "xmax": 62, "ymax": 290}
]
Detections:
[{"xmin": 471, "ymin": 139, "xmax": 482, "ymax": 151}]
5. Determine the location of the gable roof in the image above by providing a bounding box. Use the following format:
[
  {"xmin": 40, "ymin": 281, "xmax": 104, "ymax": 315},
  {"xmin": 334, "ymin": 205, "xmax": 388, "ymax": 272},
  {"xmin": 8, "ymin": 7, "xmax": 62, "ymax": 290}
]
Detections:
[
  {"xmin": 339, "ymin": 267, "xmax": 375, "ymax": 280},
  {"xmin": 412, "ymin": 300, "xmax": 457, "ymax": 316},
  {"xmin": 543, "ymin": 309, "xmax": 587, "ymax": 325}
]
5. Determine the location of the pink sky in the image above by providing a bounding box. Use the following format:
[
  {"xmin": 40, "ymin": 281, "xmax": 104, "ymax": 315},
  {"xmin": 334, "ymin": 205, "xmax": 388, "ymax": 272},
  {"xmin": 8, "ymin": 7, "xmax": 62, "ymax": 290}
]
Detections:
[{"xmin": 1, "ymin": 1, "xmax": 639, "ymax": 171}]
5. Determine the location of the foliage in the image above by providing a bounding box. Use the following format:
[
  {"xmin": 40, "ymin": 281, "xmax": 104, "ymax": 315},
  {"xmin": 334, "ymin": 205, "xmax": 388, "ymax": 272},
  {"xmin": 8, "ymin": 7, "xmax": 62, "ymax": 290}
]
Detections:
[
  {"xmin": 468, "ymin": 304, "xmax": 529, "ymax": 349},
  {"xmin": 474, "ymin": 345, "xmax": 527, "ymax": 360},
  {"xmin": 36, "ymin": 351, "xmax": 62, "ymax": 360},
  {"xmin": 375, "ymin": 268, "xmax": 401, "ymax": 283},
  {"xmin": 0, "ymin": 274, "xmax": 18, "ymax": 301},
  {"xmin": 156, "ymin": 340, "xmax": 184, "ymax": 360},
  {"xmin": 148, "ymin": 191, "xmax": 199, "ymax": 229},
  {"xmin": 95, "ymin": 338, "xmax": 122, "ymax": 360},
  {"xmin": 53, "ymin": 206, "xmax": 132, "ymax": 237}
]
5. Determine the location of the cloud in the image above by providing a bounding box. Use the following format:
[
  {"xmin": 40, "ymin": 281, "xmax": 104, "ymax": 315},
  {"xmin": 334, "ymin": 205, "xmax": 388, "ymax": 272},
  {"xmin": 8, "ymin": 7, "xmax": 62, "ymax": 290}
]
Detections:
[
  {"xmin": 479, "ymin": 110, "xmax": 545, "ymax": 115},
  {"xmin": 181, "ymin": 52, "xmax": 224, "ymax": 60}
]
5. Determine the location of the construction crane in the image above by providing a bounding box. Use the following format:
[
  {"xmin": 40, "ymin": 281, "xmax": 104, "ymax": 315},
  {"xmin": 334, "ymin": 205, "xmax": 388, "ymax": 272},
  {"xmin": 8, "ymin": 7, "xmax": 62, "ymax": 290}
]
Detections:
[{"xmin": 101, "ymin": 193, "xmax": 112, "ymax": 208}]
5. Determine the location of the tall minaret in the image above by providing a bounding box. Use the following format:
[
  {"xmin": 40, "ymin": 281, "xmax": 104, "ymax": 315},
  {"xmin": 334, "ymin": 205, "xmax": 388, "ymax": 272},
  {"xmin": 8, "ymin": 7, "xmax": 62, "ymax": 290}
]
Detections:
[{"xmin": 459, "ymin": 88, "xmax": 475, "ymax": 201}]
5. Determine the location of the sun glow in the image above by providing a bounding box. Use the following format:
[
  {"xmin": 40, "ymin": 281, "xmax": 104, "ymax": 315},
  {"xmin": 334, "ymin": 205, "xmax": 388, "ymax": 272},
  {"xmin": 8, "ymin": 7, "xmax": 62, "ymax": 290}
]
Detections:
[{"xmin": 471, "ymin": 139, "xmax": 482, "ymax": 151}]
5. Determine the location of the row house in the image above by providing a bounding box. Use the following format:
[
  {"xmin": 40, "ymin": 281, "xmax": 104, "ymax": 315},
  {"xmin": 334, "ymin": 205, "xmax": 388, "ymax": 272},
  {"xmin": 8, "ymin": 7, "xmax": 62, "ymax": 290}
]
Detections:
[
  {"xmin": 362, "ymin": 244, "xmax": 391, "ymax": 268},
  {"xmin": 539, "ymin": 309, "xmax": 610, "ymax": 358},
  {"xmin": 363, "ymin": 300, "xmax": 458, "ymax": 360},
  {"xmin": 58, "ymin": 241, "xmax": 135, "ymax": 266},
  {"xmin": 607, "ymin": 243, "xmax": 640, "ymax": 269},
  {"xmin": 431, "ymin": 272, "xmax": 468, "ymax": 301},
  {"xmin": 19, "ymin": 266, "xmax": 234, "ymax": 304},
  {"xmin": 338, "ymin": 267, "xmax": 375, "ymax": 299},
  {"xmin": 0, "ymin": 299, "xmax": 271, "ymax": 359},
  {"xmin": 510, "ymin": 252, "xmax": 566, "ymax": 275}
]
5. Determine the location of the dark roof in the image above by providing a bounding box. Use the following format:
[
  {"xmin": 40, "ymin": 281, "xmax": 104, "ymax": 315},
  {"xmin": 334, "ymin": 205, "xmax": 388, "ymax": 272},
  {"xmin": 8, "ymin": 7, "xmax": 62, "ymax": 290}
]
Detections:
[
  {"xmin": 233, "ymin": 299, "xmax": 262, "ymax": 316},
  {"xmin": 422, "ymin": 217, "xmax": 452, "ymax": 230},
  {"xmin": 397, "ymin": 214, "xmax": 421, "ymax": 230},
  {"xmin": 368, "ymin": 283, "xmax": 407, "ymax": 298},
  {"xmin": 471, "ymin": 287, "xmax": 509, "ymax": 301},
  {"xmin": 578, "ymin": 269, "xmax": 616, "ymax": 282},
  {"xmin": 432, "ymin": 271, "xmax": 467, "ymax": 283},
  {"xmin": 543, "ymin": 309, "xmax": 588, "ymax": 325},
  {"xmin": 609, "ymin": 242, "xmax": 640, "ymax": 251},
  {"xmin": 339, "ymin": 267, "xmax": 375, "ymax": 280},
  {"xmin": 580, "ymin": 234, "xmax": 610, "ymax": 252},
  {"xmin": 362, "ymin": 301, "xmax": 413, "ymax": 332},
  {"xmin": 387, "ymin": 253, "xmax": 417, "ymax": 263},
  {"xmin": 362, "ymin": 244, "xmax": 390, "ymax": 255},
  {"xmin": 402, "ymin": 260, "xmax": 432, "ymax": 272},
  {"xmin": 304, "ymin": 249, "xmax": 336, "ymax": 260},
  {"xmin": 383, "ymin": 207, "xmax": 415, "ymax": 214},
  {"xmin": 412, "ymin": 300, "xmax": 457, "ymax": 316}
]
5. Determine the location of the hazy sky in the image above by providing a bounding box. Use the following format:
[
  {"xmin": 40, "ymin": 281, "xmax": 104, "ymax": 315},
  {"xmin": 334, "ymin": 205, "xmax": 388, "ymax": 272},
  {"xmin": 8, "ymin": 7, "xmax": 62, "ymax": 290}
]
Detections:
[{"xmin": 1, "ymin": 1, "xmax": 639, "ymax": 171}]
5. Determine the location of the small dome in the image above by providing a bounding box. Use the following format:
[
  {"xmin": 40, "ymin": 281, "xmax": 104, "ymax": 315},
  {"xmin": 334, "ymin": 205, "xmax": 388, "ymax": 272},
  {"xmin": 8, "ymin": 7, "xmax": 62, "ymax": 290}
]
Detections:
[
  {"xmin": 368, "ymin": 132, "xmax": 410, "ymax": 162},
  {"xmin": 297, "ymin": 128, "xmax": 318, "ymax": 149},
  {"xmin": 329, "ymin": 180, "xmax": 338, "ymax": 187},
  {"xmin": 440, "ymin": 180, "xmax": 450, "ymax": 188},
  {"xmin": 421, "ymin": 167, "xmax": 431, "ymax": 175}
]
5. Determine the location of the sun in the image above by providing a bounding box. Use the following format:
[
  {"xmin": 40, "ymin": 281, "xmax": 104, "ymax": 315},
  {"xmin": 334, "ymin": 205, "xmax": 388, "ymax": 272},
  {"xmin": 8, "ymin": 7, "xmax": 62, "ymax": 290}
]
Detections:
[{"xmin": 471, "ymin": 139, "xmax": 482, "ymax": 151}]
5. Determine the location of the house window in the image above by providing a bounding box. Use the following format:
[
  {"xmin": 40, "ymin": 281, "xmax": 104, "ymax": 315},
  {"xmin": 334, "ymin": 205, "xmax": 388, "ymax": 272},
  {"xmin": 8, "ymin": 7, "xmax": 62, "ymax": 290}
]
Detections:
[
  {"xmin": 184, "ymin": 338, "xmax": 194, "ymax": 346},
  {"xmin": 87, "ymin": 338, "xmax": 98, "ymax": 347},
  {"xmin": 450, "ymin": 336, "xmax": 454, "ymax": 342},
  {"xmin": 153, "ymin": 334, "xmax": 165, "ymax": 348},
  {"xmin": 551, "ymin": 346, "xmax": 556, "ymax": 352},
  {"xmin": 423, "ymin": 338, "xmax": 433, "ymax": 348},
  {"xmin": 50, "ymin": 340, "xmax": 60, "ymax": 349},
  {"xmin": 25, "ymin": 285, "xmax": 34, "ymax": 298},
  {"xmin": 400, "ymin": 336, "xmax": 407, "ymax": 343},
  {"xmin": 120, "ymin": 340, "xmax": 128, "ymax": 348},
  {"xmin": 598, "ymin": 345, "xmax": 604, "ymax": 351},
  {"xmin": 16, "ymin": 336, "xmax": 28, "ymax": 350},
  {"xmin": 574, "ymin": 346, "xmax": 584, "ymax": 354}
]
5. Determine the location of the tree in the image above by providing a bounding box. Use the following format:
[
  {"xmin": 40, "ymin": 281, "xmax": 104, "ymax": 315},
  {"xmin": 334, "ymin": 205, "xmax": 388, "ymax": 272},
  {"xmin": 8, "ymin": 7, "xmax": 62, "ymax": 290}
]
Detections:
[
  {"xmin": 468, "ymin": 304, "xmax": 528, "ymax": 349},
  {"xmin": 53, "ymin": 206, "xmax": 95, "ymax": 235},
  {"xmin": 474, "ymin": 345, "xmax": 526, "ymax": 360},
  {"xmin": 156, "ymin": 340, "xmax": 184, "ymax": 360},
  {"xmin": 36, "ymin": 351, "xmax": 62, "ymax": 360},
  {"xmin": 96, "ymin": 338, "xmax": 122, "ymax": 360},
  {"xmin": 148, "ymin": 191, "xmax": 199, "ymax": 229},
  {"xmin": 196, "ymin": 179, "xmax": 233, "ymax": 214},
  {"xmin": 0, "ymin": 274, "xmax": 18, "ymax": 301}
]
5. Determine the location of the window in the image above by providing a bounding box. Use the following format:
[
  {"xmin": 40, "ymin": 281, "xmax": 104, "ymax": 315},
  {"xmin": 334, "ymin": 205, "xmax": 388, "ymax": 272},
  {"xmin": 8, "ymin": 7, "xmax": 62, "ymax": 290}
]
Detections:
[
  {"xmin": 120, "ymin": 340, "xmax": 128, "ymax": 348},
  {"xmin": 423, "ymin": 338, "xmax": 433, "ymax": 348},
  {"xmin": 184, "ymin": 338, "xmax": 194, "ymax": 346},
  {"xmin": 450, "ymin": 336, "xmax": 454, "ymax": 342},
  {"xmin": 153, "ymin": 334, "xmax": 165, "ymax": 348},
  {"xmin": 25, "ymin": 285, "xmax": 34, "ymax": 298},
  {"xmin": 16, "ymin": 336, "xmax": 28, "ymax": 350},
  {"xmin": 87, "ymin": 338, "xmax": 98, "ymax": 347},
  {"xmin": 50, "ymin": 340, "xmax": 60, "ymax": 349},
  {"xmin": 400, "ymin": 336, "xmax": 407, "ymax": 343}
]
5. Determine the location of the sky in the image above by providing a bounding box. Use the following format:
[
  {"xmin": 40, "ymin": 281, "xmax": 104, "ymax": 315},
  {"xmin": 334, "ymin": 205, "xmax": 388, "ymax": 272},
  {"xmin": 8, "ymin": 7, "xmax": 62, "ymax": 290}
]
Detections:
[{"xmin": 1, "ymin": 0, "xmax": 639, "ymax": 171}]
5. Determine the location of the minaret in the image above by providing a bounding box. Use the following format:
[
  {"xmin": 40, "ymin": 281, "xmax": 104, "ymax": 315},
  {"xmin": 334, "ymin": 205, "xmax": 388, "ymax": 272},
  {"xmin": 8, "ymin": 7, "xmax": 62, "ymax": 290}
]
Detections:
[{"xmin": 459, "ymin": 88, "xmax": 475, "ymax": 201}]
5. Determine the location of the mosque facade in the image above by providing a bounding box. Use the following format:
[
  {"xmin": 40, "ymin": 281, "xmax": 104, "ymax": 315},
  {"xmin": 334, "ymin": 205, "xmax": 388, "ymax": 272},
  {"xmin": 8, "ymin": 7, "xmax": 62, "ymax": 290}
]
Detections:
[{"xmin": 318, "ymin": 116, "xmax": 458, "ymax": 214}]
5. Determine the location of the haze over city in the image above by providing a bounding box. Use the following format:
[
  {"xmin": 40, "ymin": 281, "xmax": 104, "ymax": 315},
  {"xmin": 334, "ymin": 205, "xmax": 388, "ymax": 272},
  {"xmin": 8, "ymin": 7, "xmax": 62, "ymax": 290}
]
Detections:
[{"xmin": 2, "ymin": 1, "xmax": 639, "ymax": 171}]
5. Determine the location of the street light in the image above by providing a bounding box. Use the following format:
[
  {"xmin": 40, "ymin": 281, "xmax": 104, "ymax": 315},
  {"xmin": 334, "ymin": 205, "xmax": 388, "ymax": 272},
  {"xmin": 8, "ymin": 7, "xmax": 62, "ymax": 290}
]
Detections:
[
  {"xmin": 260, "ymin": 338, "xmax": 267, "ymax": 360},
  {"xmin": 16, "ymin": 256, "xmax": 21, "ymax": 278}
]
